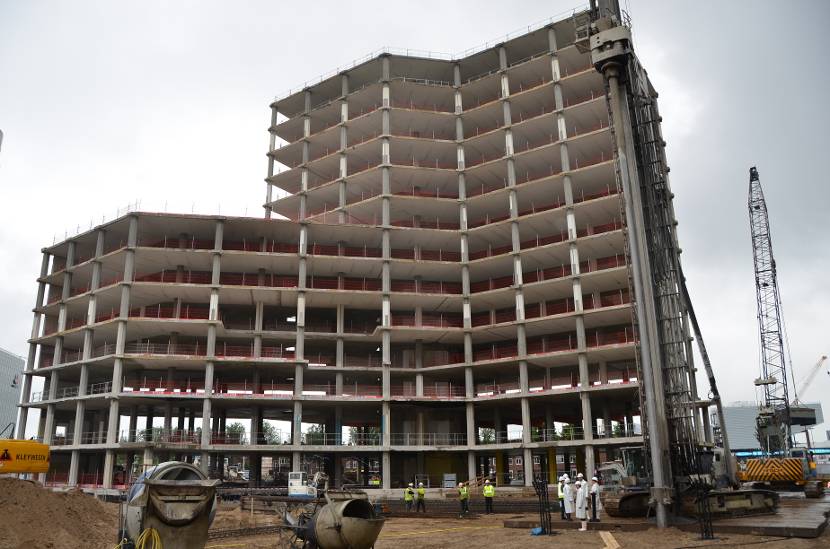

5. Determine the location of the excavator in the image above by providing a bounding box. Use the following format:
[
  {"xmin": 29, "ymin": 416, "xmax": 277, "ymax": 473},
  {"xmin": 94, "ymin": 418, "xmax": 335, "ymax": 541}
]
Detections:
[{"xmin": 0, "ymin": 423, "xmax": 50, "ymax": 475}]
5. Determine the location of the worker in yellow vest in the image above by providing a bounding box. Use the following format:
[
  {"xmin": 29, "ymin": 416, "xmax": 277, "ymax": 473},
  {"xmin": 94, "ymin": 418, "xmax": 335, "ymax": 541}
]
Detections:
[
  {"xmin": 416, "ymin": 482, "xmax": 426, "ymax": 512},
  {"xmin": 483, "ymin": 479, "xmax": 495, "ymax": 514},
  {"xmin": 457, "ymin": 482, "xmax": 470, "ymax": 516},
  {"xmin": 404, "ymin": 482, "xmax": 415, "ymax": 511},
  {"xmin": 557, "ymin": 474, "xmax": 568, "ymax": 520}
]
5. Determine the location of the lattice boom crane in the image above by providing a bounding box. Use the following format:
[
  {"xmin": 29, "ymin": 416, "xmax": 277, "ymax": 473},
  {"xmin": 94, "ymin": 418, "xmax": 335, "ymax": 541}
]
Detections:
[{"xmin": 748, "ymin": 166, "xmax": 792, "ymax": 452}]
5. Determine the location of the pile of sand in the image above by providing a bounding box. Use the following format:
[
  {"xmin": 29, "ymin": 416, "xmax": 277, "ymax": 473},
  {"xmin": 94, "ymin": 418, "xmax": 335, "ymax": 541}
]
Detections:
[{"xmin": 0, "ymin": 478, "xmax": 119, "ymax": 549}]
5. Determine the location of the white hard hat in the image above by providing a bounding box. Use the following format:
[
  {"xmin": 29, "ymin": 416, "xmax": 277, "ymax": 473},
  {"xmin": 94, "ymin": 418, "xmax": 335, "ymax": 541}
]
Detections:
[
  {"xmin": 577, "ymin": 473, "xmax": 584, "ymax": 478},
  {"xmin": 592, "ymin": 476, "xmax": 598, "ymax": 481},
  {"xmin": 418, "ymin": 482, "xmax": 424, "ymax": 487},
  {"xmin": 564, "ymin": 478, "xmax": 570, "ymax": 483},
  {"xmin": 485, "ymin": 479, "xmax": 490, "ymax": 484},
  {"xmin": 408, "ymin": 482, "xmax": 414, "ymax": 486},
  {"xmin": 458, "ymin": 482, "xmax": 464, "ymax": 487},
  {"xmin": 563, "ymin": 473, "xmax": 570, "ymax": 479}
]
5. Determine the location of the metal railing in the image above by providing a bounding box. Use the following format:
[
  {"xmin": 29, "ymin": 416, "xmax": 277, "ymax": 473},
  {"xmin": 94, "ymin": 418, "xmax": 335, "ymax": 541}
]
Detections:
[
  {"xmin": 120, "ymin": 428, "xmax": 202, "ymax": 444},
  {"xmin": 300, "ymin": 432, "xmax": 381, "ymax": 446},
  {"xmin": 530, "ymin": 427, "xmax": 585, "ymax": 443},
  {"xmin": 390, "ymin": 385, "xmax": 466, "ymax": 398},
  {"xmin": 593, "ymin": 423, "xmax": 641, "ymax": 439},
  {"xmin": 390, "ymin": 433, "xmax": 467, "ymax": 446}
]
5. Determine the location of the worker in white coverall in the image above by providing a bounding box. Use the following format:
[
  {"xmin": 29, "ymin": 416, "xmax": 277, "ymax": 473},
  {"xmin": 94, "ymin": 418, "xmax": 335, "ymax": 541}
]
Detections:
[
  {"xmin": 562, "ymin": 478, "xmax": 574, "ymax": 520},
  {"xmin": 589, "ymin": 476, "xmax": 602, "ymax": 522},
  {"xmin": 575, "ymin": 479, "xmax": 589, "ymax": 531}
]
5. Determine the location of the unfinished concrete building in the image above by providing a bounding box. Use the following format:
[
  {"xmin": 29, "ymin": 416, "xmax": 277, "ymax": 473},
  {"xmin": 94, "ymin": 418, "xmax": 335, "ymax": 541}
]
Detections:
[{"xmin": 18, "ymin": 11, "xmax": 662, "ymax": 491}]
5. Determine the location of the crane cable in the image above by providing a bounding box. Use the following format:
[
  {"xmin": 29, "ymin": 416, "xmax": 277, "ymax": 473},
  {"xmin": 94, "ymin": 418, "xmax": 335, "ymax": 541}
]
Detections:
[{"xmin": 778, "ymin": 297, "xmax": 800, "ymax": 402}]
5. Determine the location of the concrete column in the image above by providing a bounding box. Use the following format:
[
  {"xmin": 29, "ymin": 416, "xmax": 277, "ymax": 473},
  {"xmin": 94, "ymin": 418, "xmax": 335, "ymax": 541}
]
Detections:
[
  {"xmin": 126, "ymin": 407, "xmax": 137, "ymax": 441},
  {"xmin": 414, "ymin": 340, "xmax": 424, "ymax": 396},
  {"xmin": 380, "ymin": 56, "xmax": 393, "ymax": 426},
  {"xmin": 381, "ymin": 401, "xmax": 390, "ymax": 447},
  {"xmin": 599, "ymin": 361, "xmax": 608, "ymax": 385},
  {"xmin": 200, "ymin": 360, "xmax": 214, "ymax": 473},
  {"xmin": 602, "ymin": 404, "xmax": 612, "ymax": 437},
  {"xmin": 295, "ymin": 100, "xmax": 309, "ymax": 404},
  {"xmin": 335, "ymin": 304, "xmax": 344, "ymax": 394},
  {"xmin": 265, "ymin": 105, "xmax": 278, "ymax": 218},
  {"xmin": 467, "ymin": 451, "xmax": 476, "ymax": 482},
  {"xmin": 521, "ymin": 397, "xmax": 531, "ymax": 444},
  {"xmin": 382, "ymin": 452, "xmax": 391, "ymax": 490},
  {"xmin": 466, "ymin": 402, "xmax": 475, "ymax": 446},
  {"xmin": 545, "ymin": 406, "xmax": 554, "ymax": 435},
  {"xmin": 523, "ymin": 447, "xmax": 534, "ymax": 486},
  {"xmin": 334, "ymin": 405, "xmax": 343, "ymax": 445},
  {"xmin": 164, "ymin": 402, "xmax": 173, "ymax": 431},
  {"xmin": 338, "ymin": 72, "xmax": 349, "ymax": 224},
  {"xmin": 18, "ymin": 251, "xmax": 51, "ymax": 439},
  {"xmin": 292, "ymin": 401, "xmax": 302, "ymax": 445},
  {"xmin": 104, "ymin": 217, "xmax": 137, "ymax": 488}
]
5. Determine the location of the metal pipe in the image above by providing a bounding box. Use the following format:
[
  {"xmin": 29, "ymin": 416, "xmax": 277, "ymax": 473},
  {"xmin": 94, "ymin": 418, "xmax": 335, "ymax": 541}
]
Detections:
[{"xmin": 603, "ymin": 63, "xmax": 668, "ymax": 528}]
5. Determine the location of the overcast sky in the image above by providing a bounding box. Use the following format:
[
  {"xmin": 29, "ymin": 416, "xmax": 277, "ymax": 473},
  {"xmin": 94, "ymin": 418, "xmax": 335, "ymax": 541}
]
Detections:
[{"xmin": 1, "ymin": 0, "xmax": 828, "ymax": 442}]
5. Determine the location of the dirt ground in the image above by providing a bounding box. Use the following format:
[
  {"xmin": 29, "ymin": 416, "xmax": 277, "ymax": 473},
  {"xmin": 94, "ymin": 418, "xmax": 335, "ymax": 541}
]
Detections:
[
  {"xmin": 0, "ymin": 478, "xmax": 120, "ymax": 549},
  {"xmin": 0, "ymin": 484, "xmax": 825, "ymax": 549},
  {"xmin": 204, "ymin": 513, "xmax": 830, "ymax": 549}
]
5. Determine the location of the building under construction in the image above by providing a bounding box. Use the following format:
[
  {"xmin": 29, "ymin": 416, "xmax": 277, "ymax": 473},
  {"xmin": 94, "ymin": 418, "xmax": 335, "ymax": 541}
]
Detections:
[{"xmin": 16, "ymin": 3, "xmax": 713, "ymax": 502}]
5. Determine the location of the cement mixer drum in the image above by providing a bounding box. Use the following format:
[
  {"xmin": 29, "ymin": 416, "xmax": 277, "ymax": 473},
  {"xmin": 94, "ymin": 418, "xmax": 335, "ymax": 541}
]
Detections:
[
  {"xmin": 286, "ymin": 497, "xmax": 385, "ymax": 549},
  {"xmin": 124, "ymin": 461, "xmax": 219, "ymax": 549}
]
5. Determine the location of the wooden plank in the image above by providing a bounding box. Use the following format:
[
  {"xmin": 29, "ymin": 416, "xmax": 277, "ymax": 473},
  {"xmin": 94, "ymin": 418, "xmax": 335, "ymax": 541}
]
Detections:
[{"xmin": 600, "ymin": 531, "xmax": 620, "ymax": 549}]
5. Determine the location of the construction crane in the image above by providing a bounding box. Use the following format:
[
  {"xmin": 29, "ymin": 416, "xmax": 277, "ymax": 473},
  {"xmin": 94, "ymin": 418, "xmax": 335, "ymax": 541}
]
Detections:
[
  {"xmin": 742, "ymin": 167, "xmax": 824, "ymax": 497},
  {"xmin": 748, "ymin": 166, "xmax": 793, "ymax": 452},
  {"xmin": 748, "ymin": 167, "xmax": 818, "ymax": 450},
  {"xmin": 793, "ymin": 355, "xmax": 828, "ymax": 404}
]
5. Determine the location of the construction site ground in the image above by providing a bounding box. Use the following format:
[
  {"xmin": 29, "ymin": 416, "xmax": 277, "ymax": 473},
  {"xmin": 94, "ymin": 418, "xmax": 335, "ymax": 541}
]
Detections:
[
  {"xmin": 0, "ymin": 478, "xmax": 827, "ymax": 549},
  {"xmin": 210, "ymin": 494, "xmax": 830, "ymax": 549},
  {"xmin": 209, "ymin": 515, "xmax": 830, "ymax": 549}
]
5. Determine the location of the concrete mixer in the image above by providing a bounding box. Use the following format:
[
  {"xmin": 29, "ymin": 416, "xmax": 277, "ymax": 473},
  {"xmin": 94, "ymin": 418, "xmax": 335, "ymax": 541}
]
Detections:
[
  {"xmin": 121, "ymin": 461, "xmax": 219, "ymax": 549},
  {"xmin": 282, "ymin": 473, "xmax": 385, "ymax": 549}
]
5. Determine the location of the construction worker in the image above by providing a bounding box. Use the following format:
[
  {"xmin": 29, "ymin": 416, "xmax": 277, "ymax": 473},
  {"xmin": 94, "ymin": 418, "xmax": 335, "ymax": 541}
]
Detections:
[
  {"xmin": 482, "ymin": 479, "xmax": 495, "ymax": 514},
  {"xmin": 562, "ymin": 477, "xmax": 574, "ymax": 520},
  {"xmin": 416, "ymin": 482, "xmax": 426, "ymax": 512},
  {"xmin": 404, "ymin": 482, "xmax": 415, "ymax": 511},
  {"xmin": 575, "ymin": 479, "xmax": 589, "ymax": 531},
  {"xmin": 589, "ymin": 476, "xmax": 602, "ymax": 522},
  {"xmin": 557, "ymin": 474, "xmax": 567, "ymax": 519},
  {"xmin": 457, "ymin": 482, "xmax": 470, "ymax": 516}
]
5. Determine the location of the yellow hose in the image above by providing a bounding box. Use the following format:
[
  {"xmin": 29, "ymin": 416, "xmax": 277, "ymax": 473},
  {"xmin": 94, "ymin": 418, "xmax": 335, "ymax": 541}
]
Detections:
[{"xmin": 135, "ymin": 527, "xmax": 163, "ymax": 549}]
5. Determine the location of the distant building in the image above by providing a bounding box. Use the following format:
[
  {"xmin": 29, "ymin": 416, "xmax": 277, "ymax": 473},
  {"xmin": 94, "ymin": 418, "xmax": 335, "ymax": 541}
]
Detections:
[
  {"xmin": 0, "ymin": 347, "xmax": 25, "ymax": 433},
  {"xmin": 713, "ymin": 402, "xmax": 825, "ymax": 453}
]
